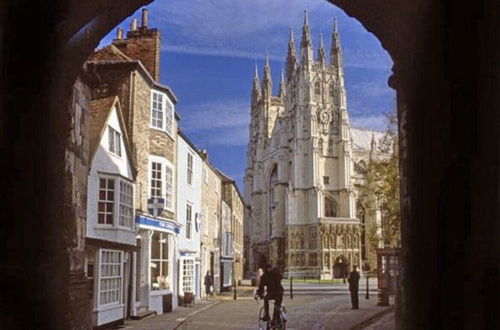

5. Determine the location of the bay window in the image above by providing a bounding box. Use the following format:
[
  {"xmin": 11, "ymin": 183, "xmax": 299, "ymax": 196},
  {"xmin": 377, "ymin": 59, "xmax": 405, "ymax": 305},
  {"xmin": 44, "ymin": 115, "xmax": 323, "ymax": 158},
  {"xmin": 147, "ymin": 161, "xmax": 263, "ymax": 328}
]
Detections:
[
  {"xmin": 98, "ymin": 178, "xmax": 115, "ymax": 225},
  {"xmin": 97, "ymin": 176, "xmax": 134, "ymax": 228},
  {"xmin": 151, "ymin": 90, "xmax": 174, "ymax": 137},
  {"xmin": 149, "ymin": 156, "xmax": 174, "ymax": 213}
]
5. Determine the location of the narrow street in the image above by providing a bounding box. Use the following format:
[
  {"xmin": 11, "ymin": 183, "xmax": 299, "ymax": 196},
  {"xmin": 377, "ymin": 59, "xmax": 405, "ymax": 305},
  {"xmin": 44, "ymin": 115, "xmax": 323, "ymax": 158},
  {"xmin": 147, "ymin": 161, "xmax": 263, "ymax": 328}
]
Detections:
[{"xmin": 121, "ymin": 280, "xmax": 394, "ymax": 330}]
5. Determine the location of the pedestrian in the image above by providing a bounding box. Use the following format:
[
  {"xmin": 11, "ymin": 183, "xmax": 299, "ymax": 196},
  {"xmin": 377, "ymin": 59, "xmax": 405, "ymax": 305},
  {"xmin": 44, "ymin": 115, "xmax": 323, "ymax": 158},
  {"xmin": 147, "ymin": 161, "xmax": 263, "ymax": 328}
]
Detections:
[
  {"xmin": 347, "ymin": 265, "xmax": 360, "ymax": 309},
  {"xmin": 204, "ymin": 271, "xmax": 213, "ymax": 297}
]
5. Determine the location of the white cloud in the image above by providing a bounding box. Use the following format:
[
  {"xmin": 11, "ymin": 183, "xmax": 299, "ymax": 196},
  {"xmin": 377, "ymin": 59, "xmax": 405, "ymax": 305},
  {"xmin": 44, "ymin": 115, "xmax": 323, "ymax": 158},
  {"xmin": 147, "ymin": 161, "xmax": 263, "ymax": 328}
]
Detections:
[
  {"xmin": 350, "ymin": 114, "xmax": 387, "ymax": 131},
  {"xmin": 101, "ymin": 0, "xmax": 392, "ymax": 69}
]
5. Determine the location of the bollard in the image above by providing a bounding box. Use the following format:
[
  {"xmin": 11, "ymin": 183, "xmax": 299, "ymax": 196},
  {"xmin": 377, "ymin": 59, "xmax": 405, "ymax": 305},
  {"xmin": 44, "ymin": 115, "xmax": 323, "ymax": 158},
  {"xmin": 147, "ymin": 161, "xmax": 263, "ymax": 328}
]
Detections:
[
  {"xmin": 290, "ymin": 276, "xmax": 293, "ymax": 299},
  {"xmin": 233, "ymin": 285, "xmax": 237, "ymax": 300},
  {"xmin": 365, "ymin": 276, "xmax": 369, "ymax": 299}
]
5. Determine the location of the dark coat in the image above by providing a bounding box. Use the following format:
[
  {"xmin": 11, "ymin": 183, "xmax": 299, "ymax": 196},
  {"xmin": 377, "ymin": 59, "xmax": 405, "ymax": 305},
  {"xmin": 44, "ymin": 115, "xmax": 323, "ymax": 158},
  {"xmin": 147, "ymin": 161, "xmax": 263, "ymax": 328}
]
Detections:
[
  {"xmin": 204, "ymin": 273, "xmax": 213, "ymax": 287},
  {"xmin": 256, "ymin": 267, "xmax": 284, "ymax": 299},
  {"xmin": 347, "ymin": 270, "xmax": 360, "ymax": 291}
]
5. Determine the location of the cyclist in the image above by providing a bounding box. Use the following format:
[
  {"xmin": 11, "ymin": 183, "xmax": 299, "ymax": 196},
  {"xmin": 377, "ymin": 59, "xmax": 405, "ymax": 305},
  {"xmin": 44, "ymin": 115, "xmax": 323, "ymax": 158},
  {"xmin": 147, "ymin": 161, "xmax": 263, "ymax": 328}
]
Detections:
[{"xmin": 255, "ymin": 263, "xmax": 284, "ymax": 324}]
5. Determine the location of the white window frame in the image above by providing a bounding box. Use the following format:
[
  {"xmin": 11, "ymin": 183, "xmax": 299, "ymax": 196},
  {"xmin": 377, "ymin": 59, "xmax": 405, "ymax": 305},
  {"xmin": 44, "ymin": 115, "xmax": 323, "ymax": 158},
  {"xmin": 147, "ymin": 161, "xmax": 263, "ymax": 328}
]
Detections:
[
  {"xmin": 98, "ymin": 249, "xmax": 123, "ymax": 307},
  {"xmin": 187, "ymin": 153, "xmax": 193, "ymax": 186},
  {"xmin": 150, "ymin": 90, "xmax": 174, "ymax": 138},
  {"xmin": 97, "ymin": 176, "xmax": 115, "ymax": 226},
  {"xmin": 108, "ymin": 125, "xmax": 121, "ymax": 157},
  {"xmin": 202, "ymin": 166, "xmax": 208, "ymax": 184},
  {"xmin": 186, "ymin": 203, "xmax": 193, "ymax": 239},
  {"xmin": 150, "ymin": 231, "xmax": 170, "ymax": 290},
  {"xmin": 148, "ymin": 155, "xmax": 175, "ymax": 213},
  {"xmin": 179, "ymin": 257, "xmax": 195, "ymax": 295},
  {"xmin": 118, "ymin": 180, "xmax": 134, "ymax": 229},
  {"xmin": 97, "ymin": 174, "xmax": 135, "ymax": 229}
]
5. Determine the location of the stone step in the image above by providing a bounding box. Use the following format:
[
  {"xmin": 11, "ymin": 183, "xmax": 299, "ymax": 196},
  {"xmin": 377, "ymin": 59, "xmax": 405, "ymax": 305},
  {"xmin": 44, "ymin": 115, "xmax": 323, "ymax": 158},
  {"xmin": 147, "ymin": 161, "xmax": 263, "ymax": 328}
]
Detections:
[{"xmin": 130, "ymin": 310, "xmax": 156, "ymax": 320}]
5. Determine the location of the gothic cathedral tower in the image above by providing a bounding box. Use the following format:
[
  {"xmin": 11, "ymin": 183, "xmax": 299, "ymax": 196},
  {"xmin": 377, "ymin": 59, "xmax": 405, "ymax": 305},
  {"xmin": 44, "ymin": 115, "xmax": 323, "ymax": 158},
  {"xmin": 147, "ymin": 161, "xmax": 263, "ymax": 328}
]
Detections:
[{"xmin": 244, "ymin": 12, "xmax": 361, "ymax": 279}]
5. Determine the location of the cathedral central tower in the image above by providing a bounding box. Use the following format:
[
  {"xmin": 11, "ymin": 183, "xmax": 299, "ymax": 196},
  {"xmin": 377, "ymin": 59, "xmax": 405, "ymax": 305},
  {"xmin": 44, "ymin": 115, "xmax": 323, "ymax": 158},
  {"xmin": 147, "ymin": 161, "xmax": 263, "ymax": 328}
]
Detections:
[{"xmin": 244, "ymin": 13, "xmax": 362, "ymax": 279}]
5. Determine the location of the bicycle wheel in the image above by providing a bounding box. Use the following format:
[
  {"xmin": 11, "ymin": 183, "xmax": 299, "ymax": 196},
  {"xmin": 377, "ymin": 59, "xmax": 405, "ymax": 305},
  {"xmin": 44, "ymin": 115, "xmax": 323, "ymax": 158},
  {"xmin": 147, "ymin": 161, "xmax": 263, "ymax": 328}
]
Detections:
[{"xmin": 258, "ymin": 306, "xmax": 269, "ymax": 330}]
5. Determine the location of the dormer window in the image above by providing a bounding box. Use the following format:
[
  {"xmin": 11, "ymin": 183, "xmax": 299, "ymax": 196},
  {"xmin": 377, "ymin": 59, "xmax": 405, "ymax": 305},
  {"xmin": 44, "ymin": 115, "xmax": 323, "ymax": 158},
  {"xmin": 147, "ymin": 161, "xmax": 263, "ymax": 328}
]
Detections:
[
  {"xmin": 108, "ymin": 126, "xmax": 121, "ymax": 157},
  {"xmin": 151, "ymin": 90, "xmax": 174, "ymax": 137}
]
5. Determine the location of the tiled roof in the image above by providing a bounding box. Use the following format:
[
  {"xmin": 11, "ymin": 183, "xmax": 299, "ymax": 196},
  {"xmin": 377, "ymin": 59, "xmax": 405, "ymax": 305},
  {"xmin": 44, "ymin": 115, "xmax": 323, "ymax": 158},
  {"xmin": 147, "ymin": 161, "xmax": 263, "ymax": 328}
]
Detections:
[
  {"xmin": 88, "ymin": 44, "xmax": 132, "ymax": 62},
  {"xmin": 89, "ymin": 96, "xmax": 116, "ymax": 161}
]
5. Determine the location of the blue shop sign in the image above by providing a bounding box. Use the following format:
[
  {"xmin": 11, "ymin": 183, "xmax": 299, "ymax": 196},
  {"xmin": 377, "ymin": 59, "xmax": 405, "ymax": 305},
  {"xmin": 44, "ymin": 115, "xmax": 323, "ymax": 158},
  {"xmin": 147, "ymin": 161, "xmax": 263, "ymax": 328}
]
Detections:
[{"xmin": 136, "ymin": 215, "xmax": 180, "ymax": 234}]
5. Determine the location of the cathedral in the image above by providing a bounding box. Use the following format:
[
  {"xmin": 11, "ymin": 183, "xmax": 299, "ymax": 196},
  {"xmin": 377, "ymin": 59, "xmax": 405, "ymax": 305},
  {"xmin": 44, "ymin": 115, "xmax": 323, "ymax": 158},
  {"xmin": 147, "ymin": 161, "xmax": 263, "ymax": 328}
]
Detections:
[{"xmin": 244, "ymin": 12, "xmax": 385, "ymax": 279}]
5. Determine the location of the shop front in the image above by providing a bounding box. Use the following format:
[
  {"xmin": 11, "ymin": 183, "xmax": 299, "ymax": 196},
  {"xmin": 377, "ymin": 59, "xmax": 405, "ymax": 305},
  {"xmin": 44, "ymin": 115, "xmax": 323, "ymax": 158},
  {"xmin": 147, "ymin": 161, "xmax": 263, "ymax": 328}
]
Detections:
[{"xmin": 135, "ymin": 214, "xmax": 180, "ymax": 315}]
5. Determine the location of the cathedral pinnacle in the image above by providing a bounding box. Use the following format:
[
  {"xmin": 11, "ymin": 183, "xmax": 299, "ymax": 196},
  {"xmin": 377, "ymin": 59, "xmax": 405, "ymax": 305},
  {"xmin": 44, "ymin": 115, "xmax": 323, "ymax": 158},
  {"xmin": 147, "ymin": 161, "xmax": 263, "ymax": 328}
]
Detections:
[
  {"xmin": 318, "ymin": 33, "xmax": 327, "ymax": 65},
  {"xmin": 331, "ymin": 18, "xmax": 344, "ymax": 69},
  {"xmin": 301, "ymin": 10, "xmax": 312, "ymax": 47},
  {"xmin": 262, "ymin": 54, "xmax": 273, "ymax": 98},
  {"xmin": 278, "ymin": 69, "xmax": 286, "ymax": 99},
  {"xmin": 286, "ymin": 28, "xmax": 297, "ymax": 79},
  {"xmin": 252, "ymin": 63, "xmax": 261, "ymax": 103}
]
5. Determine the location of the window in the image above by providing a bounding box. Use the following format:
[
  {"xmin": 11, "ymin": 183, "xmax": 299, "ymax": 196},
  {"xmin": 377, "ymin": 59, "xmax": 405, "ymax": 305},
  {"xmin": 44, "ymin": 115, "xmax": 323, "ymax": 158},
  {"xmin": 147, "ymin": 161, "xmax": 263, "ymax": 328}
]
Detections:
[
  {"xmin": 187, "ymin": 153, "xmax": 193, "ymax": 185},
  {"xmin": 323, "ymin": 176, "xmax": 330, "ymax": 185},
  {"xmin": 119, "ymin": 181, "xmax": 133, "ymax": 228},
  {"xmin": 181, "ymin": 258, "xmax": 194, "ymax": 294},
  {"xmin": 151, "ymin": 91, "xmax": 164, "ymax": 129},
  {"xmin": 151, "ymin": 232, "xmax": 169, "ymax": 290},
  {"xmin": 165, "ymin": 166, "xmax": 173, "ymax": 209},
  {"xmin": 150, "ymin": 162, "xmax": 162, "ymax": 198},
  {"xmin": 151, "ymin": 90, "xmax": 174, "ymax": 137},
  {"xmin": 108, "ymin": 126, "xmax": 121, "ymax": 156},
  {"xmin": 329, "ymin": 82, "xmax": 335, "ymax": 102},
  {"xmin": 314, "ymin": 80, "xmax": 321, "ymax": 100},
  {"xmin": 99, "ymin": 250, "xmax": 122, "ymax": 306},
  {"xmin": 202, "ymin": 166, "xmax": 208, "ymax": 184},
  {"xmin": 325, "ymin": 197, "xmax": 337, "ymax": 217},
  {"xmin": 318, "ymin": 139, "xmax": 324, "ymax": 155},
  {"xmin": 224, "ymin": 232, "xmax": 233, "ymax": 257},
  {"xmin": 98, "ymin": 178, "xmax": 115, "ymax": 225},
  {"xmin": 186, "ymin": 204, "xmax": 192, "ymax": 239},
  {"xmin": 328, "ymin": 139, "xmax": 334, "ymax": 156}
]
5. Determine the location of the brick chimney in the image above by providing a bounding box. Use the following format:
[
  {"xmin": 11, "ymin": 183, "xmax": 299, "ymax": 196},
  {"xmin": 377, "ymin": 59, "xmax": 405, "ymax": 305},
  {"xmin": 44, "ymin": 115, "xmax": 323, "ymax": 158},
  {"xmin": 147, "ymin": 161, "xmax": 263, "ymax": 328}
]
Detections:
[{"xmin": 113, "ymin": 8, "xmax": 161, "ymax": 81}]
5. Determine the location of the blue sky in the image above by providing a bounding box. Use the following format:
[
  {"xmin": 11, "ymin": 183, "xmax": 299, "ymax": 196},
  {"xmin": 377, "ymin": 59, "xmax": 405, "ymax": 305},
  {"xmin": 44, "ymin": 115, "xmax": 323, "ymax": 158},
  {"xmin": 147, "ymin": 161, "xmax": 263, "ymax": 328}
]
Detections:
[{"xmin": 98, "ymin": 0, "xmax": 395, "ymax": 189}]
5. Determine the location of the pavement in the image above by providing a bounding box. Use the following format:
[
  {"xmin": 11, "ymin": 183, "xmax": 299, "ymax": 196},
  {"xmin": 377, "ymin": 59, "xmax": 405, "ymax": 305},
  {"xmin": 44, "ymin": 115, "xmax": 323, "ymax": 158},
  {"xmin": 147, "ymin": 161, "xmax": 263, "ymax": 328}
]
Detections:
[{"xmin": 113, "ymin": 280, "xmax": 395, "ymax": 330}]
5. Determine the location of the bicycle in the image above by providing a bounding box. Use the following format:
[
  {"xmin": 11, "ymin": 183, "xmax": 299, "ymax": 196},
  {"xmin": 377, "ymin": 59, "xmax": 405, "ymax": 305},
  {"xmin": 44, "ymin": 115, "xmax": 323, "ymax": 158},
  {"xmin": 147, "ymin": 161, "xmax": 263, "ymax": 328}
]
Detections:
[{"xmin": 255, "ymin": 295, "xmax": 287, "ymax": 330}]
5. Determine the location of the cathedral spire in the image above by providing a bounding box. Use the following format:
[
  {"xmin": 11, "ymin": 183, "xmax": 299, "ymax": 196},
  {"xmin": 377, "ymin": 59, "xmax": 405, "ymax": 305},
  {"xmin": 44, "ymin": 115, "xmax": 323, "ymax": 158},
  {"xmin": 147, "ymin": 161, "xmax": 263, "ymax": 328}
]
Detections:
[
  {"xmin": 369, "ymin": 132, "xmax": 377, "ymax": 159},
  {"xmin": 300, "ymin": 10, "xmax": 313, "ymax": 65},
  {"xmin": 318, "ymin": 33, "xmax": 326, "ymax": 66},
  {"xmin": 286, "ymin": 28, "xmax": 297, "ymax": 79},
  {"xmin": 262, "ymin": 54, "xmax": 273, "ymax": 99},
  {"xmin": 278, "ymin": 69, "xmax": 286, "ymax": 99},
  {"xmin": 330, "ymin": 18, "xmax": 344, "ymax": 69},
  {"xmin": 252, "ymin": 63, "xmax": 261, "ymax": 105}
]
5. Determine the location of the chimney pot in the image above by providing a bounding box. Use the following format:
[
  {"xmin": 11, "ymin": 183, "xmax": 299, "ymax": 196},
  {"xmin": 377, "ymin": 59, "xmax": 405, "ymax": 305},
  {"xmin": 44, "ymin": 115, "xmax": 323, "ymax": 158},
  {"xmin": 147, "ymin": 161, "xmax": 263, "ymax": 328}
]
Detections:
[
  {"xmin": 142, "ymin": 8, "xmax": 149, "ymax": 28},
  {"xmin": 131, "ymin": 19, "xmax": 138, "ymax": 31},
  {"xmin": 117, "ymin": 28, "xmax": 123, "ymax": 39}
]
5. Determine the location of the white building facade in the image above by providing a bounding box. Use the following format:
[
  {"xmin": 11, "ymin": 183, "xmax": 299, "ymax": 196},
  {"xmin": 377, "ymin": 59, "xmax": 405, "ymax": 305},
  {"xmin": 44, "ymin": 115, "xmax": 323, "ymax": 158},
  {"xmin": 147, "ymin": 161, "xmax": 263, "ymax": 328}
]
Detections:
[
  {"xmin": 85, "ymin": 97, "xmax": 137, "ymax": 327},
  {"xmin": 176, "ymin": 131, "xmax": 203, "ymax": 303}
]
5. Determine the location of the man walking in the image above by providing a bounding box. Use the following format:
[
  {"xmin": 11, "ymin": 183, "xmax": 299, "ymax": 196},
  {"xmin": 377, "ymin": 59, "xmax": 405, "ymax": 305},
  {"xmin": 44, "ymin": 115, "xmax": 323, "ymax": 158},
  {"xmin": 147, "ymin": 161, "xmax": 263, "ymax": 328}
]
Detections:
[
  {"xmin": 347, "ymin": 265, "xmax": 360, "ymax": 309},
  {"xmin": 204, "ymin": 271, "xmax": 213, "ymax": 297}
]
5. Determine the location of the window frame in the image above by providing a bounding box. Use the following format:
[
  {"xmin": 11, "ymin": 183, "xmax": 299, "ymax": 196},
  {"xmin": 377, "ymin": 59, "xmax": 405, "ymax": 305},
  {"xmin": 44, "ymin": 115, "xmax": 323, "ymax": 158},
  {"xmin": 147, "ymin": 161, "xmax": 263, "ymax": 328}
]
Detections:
[
  {"xmin": 108, "ymin": 125, "xmax": 121, "ymax": 157},
  {"xmin": 118, "ymin": 180, "xmax": 134, "ymax": 229},
  {"xmin": 180, "ymin": 257, "xmax": 195, "ymax": 295},
  {"xmin": 150, "ymin": 90, "xmax": 174, "ymax": 138},
  {"xmin": 150, "ymin": 232, "xmax": 170, "ymax": 290},
  {"xmin": 186, "ymin": 203, "xmax": 193, "ymax": 239},
  {"xmin": 148, "ymin": 156, "xmax": 175, "ymax": 214},
  {"xmin": 98, "ymin": 249, "xmax": 123, "ymax": 307},
  {"xmin": 187, "ymin": 153, "xmax": 193, "ymax": 186},
  {"xmin": 97, "ymin": 177, "xmax": 115, "ymax": 226}
]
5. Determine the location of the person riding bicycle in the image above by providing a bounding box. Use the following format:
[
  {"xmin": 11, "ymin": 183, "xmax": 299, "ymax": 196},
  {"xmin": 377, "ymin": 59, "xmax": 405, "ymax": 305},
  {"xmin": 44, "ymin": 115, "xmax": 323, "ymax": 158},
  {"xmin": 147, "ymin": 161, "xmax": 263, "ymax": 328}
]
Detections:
[{"xmin": 255, "ymin": 263, "xmax": 284, "ymax": 323}]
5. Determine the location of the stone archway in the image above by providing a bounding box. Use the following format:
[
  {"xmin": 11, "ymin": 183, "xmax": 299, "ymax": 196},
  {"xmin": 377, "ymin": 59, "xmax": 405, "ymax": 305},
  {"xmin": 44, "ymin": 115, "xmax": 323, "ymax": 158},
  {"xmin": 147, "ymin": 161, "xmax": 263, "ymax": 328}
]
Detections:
[{"xmin": 1, "ymin": 0, "xmax": 499, "ymax": 329}]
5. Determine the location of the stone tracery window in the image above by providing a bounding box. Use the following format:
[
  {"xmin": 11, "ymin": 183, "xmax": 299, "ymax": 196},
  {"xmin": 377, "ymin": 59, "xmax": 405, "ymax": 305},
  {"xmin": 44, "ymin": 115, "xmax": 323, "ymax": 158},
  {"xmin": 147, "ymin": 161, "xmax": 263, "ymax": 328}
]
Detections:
[
  {"xmin": 325, "ymin": 197, "xmax": 337, "ymax": 217},
  {"xmin": 329, "ymin": 82, "xmax": 335, "ymax": 103},
  {"xmin": 314, "ymin": 80, "xmax": 321, "ymax": 101}
]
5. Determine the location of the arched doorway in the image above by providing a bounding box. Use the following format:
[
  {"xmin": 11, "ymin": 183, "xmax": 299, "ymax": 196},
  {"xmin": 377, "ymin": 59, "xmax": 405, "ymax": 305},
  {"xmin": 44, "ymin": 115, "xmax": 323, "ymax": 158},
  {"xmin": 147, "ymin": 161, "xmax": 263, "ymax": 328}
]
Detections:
[{"xmin": 332, "ymin": 255, "xmax": 349, "ymax": 279}]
